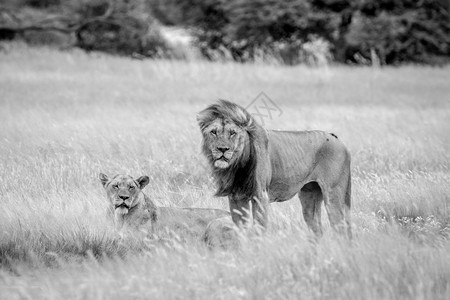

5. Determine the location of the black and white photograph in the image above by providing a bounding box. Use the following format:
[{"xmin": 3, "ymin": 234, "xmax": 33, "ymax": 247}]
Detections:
[{"xmin": 0, "ymin": 0, "xmax": 449, "ymax": 299}]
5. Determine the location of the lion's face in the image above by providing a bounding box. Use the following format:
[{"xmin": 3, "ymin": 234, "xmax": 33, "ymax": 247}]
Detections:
[
  {"xmin": 202, "ymin": 118, "xmax": 247, "ymax": 169},
  {"xmin": 99, "ymin": 174, "xmax": 149, "ymax": 215}
]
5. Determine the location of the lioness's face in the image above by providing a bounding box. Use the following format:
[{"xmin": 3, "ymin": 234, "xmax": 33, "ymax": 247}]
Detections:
[
  {"xmin": 99, "ymin": 174, "xmax": 149, "ymax": 215},
  {"xmin": 203, "ymin": 118, "xmax": 246, "ymax": 169}
]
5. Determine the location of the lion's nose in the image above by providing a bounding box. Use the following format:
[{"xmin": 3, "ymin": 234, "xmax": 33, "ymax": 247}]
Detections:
[
  {"xmin": 119, "ymin": 195, "xmax": 129, "ymax": 200},
  {"xmin": 217, "ymin": 147, "xmax": 229, "ymax": 153}
]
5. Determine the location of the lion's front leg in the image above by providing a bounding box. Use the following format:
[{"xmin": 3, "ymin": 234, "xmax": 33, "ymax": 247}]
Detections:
[
  {"xmin": 252, "ymin": 191, "xmax": 269, "ymax": 228},
  {"xmin": 228, "ymin": 196, "xmax": 251, "ymax": 228}
]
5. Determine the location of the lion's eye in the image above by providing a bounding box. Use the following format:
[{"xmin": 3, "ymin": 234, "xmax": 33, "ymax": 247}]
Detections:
[
  {"xmin": 113, "ymin": 184, "xmax": 119, "ymax": 189},
  {"xmin": 210, "ymin": 129, "xmax": 217, "ymax": 136},
  {"xmin": 129, "ymin": 186, "xmax": 135, "ymax": 190},
  {"xmin": 230, "ymin": 130, "xmax": 236, "ymax": 137}
]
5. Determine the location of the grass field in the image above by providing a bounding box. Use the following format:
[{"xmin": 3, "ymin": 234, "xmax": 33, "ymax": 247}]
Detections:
[{"xmin": 0, "ymin": 43, "xmax": 450, "ymax": 299}]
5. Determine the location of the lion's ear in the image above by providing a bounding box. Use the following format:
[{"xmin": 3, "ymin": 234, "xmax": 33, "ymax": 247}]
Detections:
[
  {"xmin": 99, "ymin": 173, "xmax": 109, "ymax": 188},
  {"xmin": 196, "ymin": 111, "xmax": 209, "ymax": 130},
  {"xmin": 136, "ymin": 176, "xmax": 150, "ymax": 189},
  {"xmin": 197, "ymin": 106, "xmax": 218, "ymax": 130}
]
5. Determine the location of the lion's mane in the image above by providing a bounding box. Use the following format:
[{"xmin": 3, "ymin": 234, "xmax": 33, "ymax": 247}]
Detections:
[{"xmin": 197, "ymin": 100, "xmax": 268, "ymax": 198}]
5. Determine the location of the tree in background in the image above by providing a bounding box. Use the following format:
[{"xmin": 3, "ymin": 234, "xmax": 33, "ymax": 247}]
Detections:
[
  {"xmin": 2, "ymin": 0, "xmax": 449, "ymax": 64},
  {"xmin": 0, "ymin": 0, "xmax": 169, "ymax": 57},
  {"xmin": 347, "ymin": 0, "xmax": 449, "ymax": 64},
  {"xmin": 69, "ymin": 0, "xmax": 164, "ymax": 56},
  {"xmin": 149, "ymin": 0, "xmax": 230, "ymax": 60},
  {"xmin": 150, "ymin": 0, "xmax": 449, "ymax": 65}
]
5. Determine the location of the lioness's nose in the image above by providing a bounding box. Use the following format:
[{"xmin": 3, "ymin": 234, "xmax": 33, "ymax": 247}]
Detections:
[
  {"xmin": 119, "ymin": 195, "xmax": 129, "ymax": 200},
  {"xmin": 217, "ymin": 147, "xmax": 229, "ymax": 153}
]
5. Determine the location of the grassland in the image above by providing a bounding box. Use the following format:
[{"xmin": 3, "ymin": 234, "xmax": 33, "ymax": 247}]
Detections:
[{"xmin": 0, "ymin": 43, "xmax": 449, "ymax": 299}]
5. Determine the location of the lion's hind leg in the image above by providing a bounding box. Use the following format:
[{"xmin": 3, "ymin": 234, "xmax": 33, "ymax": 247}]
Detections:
[
  {"xmin": 323, "ymin": 176, "xmax": 352, "ymax": 239},
  {"xmin": 299, "ymin": 182, "xmax": 323, "ymax": 236}
]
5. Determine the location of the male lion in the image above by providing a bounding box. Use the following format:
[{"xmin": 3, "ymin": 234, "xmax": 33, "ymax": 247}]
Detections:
[
  {"xmin": 197, "ymin": 100, "xmax": 352, "ymax": 237},
  {"xmin": 99, "ymin": 173, "xmax": 233, "ymax": 242}
]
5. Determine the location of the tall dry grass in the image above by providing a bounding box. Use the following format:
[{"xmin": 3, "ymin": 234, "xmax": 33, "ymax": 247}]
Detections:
[{"xmin": 0, "ymin": 43, "xmax": 449, "ymax": 299}]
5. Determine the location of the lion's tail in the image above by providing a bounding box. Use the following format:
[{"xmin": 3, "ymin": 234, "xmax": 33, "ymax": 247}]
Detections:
[
  {"xmin": 344, "ymin": 168, "xmax": 352, "ymax": 239},
  {"xmin": 345, "ymin": 169, "xmax": 351, "ymax": 210}
]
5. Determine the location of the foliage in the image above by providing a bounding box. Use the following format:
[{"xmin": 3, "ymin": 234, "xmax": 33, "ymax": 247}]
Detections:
[
  {"xmin": 151, "ymin": 0, "xmax": 450, "ymax": 65},
  {"xmin": 0, "ymin": 0, "xmax": 171, "ymax": 57},
  {"xmin": 24, "ymin": 0, "xmax": 61, "ymax": 9},
  {"xmin": 68, "ymin": 0, "xmax": 168, "ymax": 56},
  {"xmin": 347, "ymin": 0, "xmax": 450, "ymax": 64},
  {"xmin": 4, "ymin": 0, "xmax": 448, "ymax": 64}
]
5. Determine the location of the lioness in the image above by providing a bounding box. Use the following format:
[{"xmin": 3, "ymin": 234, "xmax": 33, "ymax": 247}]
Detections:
[
  {"xmin": 197, "ymin": 100, "xmax": 352, "ymax": 237},
  {"xmin": 99, "ymin": 173, "xmax": 231, "ymax": 240},
  {"xmin": 99, "ymin": 173, "xmax": 158, "ymax": 231}
]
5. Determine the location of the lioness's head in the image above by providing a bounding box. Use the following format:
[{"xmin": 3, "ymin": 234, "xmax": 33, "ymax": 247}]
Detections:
[
  {"xmin": 99, "ymin": 173, "xmax": 149, "ymax": 215},
  {"xmin": 197, "ymin": 100, "xmax": 255, "ymax": 169}
]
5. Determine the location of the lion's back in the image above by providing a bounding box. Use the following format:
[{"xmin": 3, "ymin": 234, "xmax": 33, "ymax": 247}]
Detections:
[
  {"xmin": 267, "ymin": 130, "xmax": 350, "ymax": 201},
  {"xmin": 156, "ymin": 207, "xmax": 230, "ymax": 238},
  {"xmin": 268, "ymin": 129, "xmax": 349, "ymax": 166}
]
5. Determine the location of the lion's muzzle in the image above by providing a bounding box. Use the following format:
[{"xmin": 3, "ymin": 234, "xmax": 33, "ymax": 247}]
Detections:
[
  {"xmin": 212, "ymin": 149, "xmax": 234, "ymax": 169},
  {"xmin": 214, "ymin": 155, "xmax": 233, "ymax": 169},
  {"xmin": 212, "ymin": 149, "xmax": 233, "ymax": 160},
  {"xmin": 114, "ymin": 202, "xmax": 130, "ymax": 215},
  {"xmin": 115, "ymin": 203, "xmax": 129, "ymax": 209}
]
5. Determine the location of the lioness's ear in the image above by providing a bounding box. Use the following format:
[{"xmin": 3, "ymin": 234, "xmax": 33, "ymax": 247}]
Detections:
[
  {"xmin": 136, "ymin": 176, "xmax": 150, "ymax": 189},
  {"xmin": 99, "ymin": 173, "xmax": 109, "ymax": 188}
]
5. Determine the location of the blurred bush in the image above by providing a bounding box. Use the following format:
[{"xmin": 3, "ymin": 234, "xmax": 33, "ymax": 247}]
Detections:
[
  {"xmin": 68, "ymin": 0, "xmax": 169, "ymax": 57},
  {"xmin": 1, "ymin": 0, "xmax": 171, "ymax": 58},
  {"xmin": 23, "ymin": 0, "xmax": 61, "ymax": 9},
  {"xmin": 150, "ymin": 0, "xmax": 449, "ymax": 65},
  {"xmin": 2, "ymin": 0, "xmax": 449, "ymax": 64},
  {"xmin": 347, "ymin": 0, "xmax": 450, "ymax": 65}
]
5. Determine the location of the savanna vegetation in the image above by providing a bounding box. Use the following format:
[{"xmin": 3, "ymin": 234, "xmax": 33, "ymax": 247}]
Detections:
[
  {"xmin": 151, "ymin": 0, "xmax": 450, "ymax": 64},
  {"xmin": 1, "ymin": 0, "xmax": 449, "ymax": 64},
  {"xmin": 0, "ymin": 43, "xmax": 449, "ymax": 299}
]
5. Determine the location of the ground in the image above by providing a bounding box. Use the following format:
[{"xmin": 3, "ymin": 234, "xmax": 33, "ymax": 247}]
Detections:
[{"xmin": 0, "ymin": 43, "xmax": 449, "ymax": 299}]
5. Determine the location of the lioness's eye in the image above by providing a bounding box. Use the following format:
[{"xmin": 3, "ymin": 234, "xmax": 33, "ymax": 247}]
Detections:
[{"xmin": 211, "ymin": 129, "xmax": 217, "ymax": 136}]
